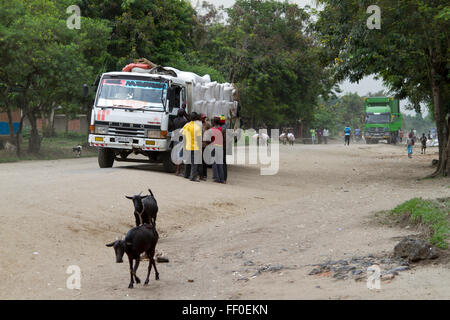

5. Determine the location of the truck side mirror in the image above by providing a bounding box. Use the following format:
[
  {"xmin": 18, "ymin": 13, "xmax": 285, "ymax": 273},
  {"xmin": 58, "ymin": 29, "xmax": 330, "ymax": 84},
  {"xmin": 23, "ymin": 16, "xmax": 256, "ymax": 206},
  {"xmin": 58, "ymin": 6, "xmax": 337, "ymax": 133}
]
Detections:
[{"xmin": 83, "ymin": 84, "xmax": 89, "ymax": 98}]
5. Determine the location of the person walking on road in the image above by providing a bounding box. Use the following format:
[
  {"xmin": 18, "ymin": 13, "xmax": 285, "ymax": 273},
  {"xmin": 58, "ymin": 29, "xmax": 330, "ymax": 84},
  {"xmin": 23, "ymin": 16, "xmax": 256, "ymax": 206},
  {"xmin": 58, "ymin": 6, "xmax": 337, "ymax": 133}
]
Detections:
[
  {"xmin": 420, "ymin": 133, "xmax": 427, "ymax": 154},
  {"xmin": 344, "ymin": 125, "xmax": 351, "ymax": 146},
  {"xmin": 354, "ymin": 127, "xmax": 361, "ymax": 142},
  {"xmin": 406, "ymin": 134, "xmax": 414, "ymax": 158}
]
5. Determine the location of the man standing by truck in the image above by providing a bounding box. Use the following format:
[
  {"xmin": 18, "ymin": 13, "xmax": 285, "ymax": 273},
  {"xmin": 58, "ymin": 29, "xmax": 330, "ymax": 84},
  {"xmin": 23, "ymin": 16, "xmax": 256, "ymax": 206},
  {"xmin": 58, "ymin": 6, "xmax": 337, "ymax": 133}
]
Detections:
[
  {"xmin": 344, "ymin": 125, "xmax": 351, "ymax": 146},
  {"xmin": 182, "ymin": 112, "xmax": 202, "ymax": 182},
  {"xmin": 173, "ymin": 109, "xmax": 188, "ymax": 176}
]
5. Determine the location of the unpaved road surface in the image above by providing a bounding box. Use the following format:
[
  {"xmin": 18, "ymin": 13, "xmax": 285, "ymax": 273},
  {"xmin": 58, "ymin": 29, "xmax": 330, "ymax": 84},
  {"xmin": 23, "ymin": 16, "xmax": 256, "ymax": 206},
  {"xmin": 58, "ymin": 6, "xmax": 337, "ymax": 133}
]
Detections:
[{"xmin": 0, "ymin": 142, "xmax": 448, "ymax": 300}]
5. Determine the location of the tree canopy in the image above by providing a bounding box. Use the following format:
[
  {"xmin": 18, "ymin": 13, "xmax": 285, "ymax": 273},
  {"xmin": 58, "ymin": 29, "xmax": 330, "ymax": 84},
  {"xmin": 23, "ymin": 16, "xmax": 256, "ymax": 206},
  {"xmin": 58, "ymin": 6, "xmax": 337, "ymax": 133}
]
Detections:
[{"xmin": 315, "ymin": 0, "xmax": 449, "ymax": 175}]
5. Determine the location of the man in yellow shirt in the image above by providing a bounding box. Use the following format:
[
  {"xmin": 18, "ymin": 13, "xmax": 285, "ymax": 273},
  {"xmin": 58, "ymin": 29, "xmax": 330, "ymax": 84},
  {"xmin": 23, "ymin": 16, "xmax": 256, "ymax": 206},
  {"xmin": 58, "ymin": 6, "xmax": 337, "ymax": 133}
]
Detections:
[{"xmin": 182, "ymin": 112, "xmax": 202, "ymax": 182}]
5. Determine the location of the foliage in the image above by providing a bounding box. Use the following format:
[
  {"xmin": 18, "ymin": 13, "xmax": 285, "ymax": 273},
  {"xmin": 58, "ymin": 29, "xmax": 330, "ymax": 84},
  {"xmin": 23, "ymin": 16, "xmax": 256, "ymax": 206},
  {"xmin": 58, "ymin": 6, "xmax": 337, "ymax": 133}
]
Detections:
[
  {"xmin": 315, "ymin": 0, "xmax": 449, "ymax": 175},
  {"xmin": 78, "ymin": 0, "xmax": 196, "ymax": 69},
  {"xmin": 402, "ymin": 113, "xmax": 436, "ymax": 135},
  {"xmin": 312, "ymin": 93, "xmax": 365, "ymax": 134},
  {"xmin": 391, "ymin": 197, "xmax": 450, "ymax": 248},
  {"xmin": 0, "ymin": 0, "xmax": 110, "ymax": 154},
  {"xmin": 191, "ymin": 0, "xmax": 333, "ymax": 128}
]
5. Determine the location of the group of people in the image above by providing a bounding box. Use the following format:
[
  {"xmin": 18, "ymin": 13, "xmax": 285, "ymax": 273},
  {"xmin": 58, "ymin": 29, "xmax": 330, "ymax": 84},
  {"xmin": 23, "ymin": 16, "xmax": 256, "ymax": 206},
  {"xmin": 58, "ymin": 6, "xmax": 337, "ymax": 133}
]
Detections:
[
  {"xmin": 279, "ymin": 131, "xmax": 295, "ymax": 145},
  {"xmin": 172, "ymin": 108, "xmax": 228, "ymax": 183},
  {"xmin": 405, "ymin": 129, "xmax": 435, "ymax": 158},
  {"xmin": 309, "ymin": 128, "xmax": 330, "ymax": 144}
]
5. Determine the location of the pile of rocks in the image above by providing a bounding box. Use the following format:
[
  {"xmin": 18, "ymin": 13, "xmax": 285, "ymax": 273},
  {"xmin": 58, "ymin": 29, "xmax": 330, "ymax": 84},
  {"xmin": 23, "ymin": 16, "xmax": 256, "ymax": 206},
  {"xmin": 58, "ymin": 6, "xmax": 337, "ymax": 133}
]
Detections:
[
  {"xmin": 308, "ymin": 255, "xmax": 410, "ymax": 281},
  {"xmin": 308, "ymin": 237, "xmax": 440, "ymax": 281}
]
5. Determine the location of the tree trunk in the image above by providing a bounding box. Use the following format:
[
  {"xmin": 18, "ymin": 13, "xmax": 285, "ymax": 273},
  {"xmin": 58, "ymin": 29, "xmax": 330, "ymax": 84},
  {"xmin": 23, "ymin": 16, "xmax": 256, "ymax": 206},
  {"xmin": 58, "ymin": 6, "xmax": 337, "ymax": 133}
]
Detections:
[
  {"xmin": 49, "ymin": 106, "xmax": 56, "ymax": 137},
  {"xmin": 27, "ymin": 111, "xmax": 41, "ymax": 154},
  {"xmin": 429, "ymin": 64, "xmax": 448, "ymax": 177}
]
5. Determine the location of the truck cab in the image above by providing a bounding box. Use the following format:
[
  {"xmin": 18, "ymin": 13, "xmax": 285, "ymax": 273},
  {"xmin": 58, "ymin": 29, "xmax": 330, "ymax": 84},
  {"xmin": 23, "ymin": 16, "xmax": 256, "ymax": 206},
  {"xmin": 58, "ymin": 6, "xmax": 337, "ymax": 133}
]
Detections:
[
  {"xmin": 363, "ymin": 97, "xmax": 401, "ymax": 144},
  {"xmin": 88, "ymin": 67, "xmax": 239, "ymax": 172},
  {"xmin": 88, "ymin": 71, "xmax": 186, "ymax": 172}
]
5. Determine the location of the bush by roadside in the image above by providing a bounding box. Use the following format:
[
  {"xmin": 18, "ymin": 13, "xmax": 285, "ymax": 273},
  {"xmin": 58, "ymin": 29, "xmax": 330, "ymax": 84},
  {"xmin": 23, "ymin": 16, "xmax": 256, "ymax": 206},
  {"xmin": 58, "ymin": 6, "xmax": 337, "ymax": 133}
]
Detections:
[{"xmin": 374, "ymin": 197, "xmax": 450, "ymax": 249}]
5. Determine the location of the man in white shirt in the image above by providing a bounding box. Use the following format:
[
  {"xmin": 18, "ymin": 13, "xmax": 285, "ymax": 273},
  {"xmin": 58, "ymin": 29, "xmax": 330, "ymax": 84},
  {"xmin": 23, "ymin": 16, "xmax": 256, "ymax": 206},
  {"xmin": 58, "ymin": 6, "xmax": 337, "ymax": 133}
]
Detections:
[{"xmin": 323, "ymin": 128, "xmax": 329, "ymax": 144}]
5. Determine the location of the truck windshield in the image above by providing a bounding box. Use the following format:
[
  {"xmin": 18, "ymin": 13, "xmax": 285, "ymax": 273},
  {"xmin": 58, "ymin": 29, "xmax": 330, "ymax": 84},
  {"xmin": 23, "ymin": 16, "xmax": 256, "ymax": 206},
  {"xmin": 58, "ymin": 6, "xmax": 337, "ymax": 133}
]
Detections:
[
  {"xmin": 97, "ymin": 78, "xmax": 166, "ymax": 111},
  {"xmin": 365, "ymin": 113, "xmax": 390, "ymax": 124}
]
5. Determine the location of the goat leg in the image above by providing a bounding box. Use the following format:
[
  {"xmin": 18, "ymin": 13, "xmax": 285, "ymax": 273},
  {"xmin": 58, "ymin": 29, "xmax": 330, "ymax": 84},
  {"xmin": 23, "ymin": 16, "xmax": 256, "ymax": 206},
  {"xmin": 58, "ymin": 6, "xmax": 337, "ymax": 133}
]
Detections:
[
  {"xmin": 152, "ymin": 257, "xmax": 159, "ymax": 280},
  {"xmin": 133, "ymin": 259, "xmax": 141, "ymax": 284},
  {"xmin": 147, "ymin": 248, "xmax": 159, "ymax": 281},
  {"xmin": 144, "ymin": 251, "xmax": 152, "ymax": 285},
  {"xmin": 128, "ymin": 258, "xmax": 134, "ymax": 289}
]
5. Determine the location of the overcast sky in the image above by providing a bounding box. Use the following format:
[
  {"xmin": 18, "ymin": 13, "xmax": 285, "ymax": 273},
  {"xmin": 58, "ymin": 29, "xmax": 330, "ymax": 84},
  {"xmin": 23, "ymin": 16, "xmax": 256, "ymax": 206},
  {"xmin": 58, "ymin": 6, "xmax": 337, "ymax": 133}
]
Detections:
[{"xmin": 190, "ymin": 0, "xmax": 419, "ymax": 115}]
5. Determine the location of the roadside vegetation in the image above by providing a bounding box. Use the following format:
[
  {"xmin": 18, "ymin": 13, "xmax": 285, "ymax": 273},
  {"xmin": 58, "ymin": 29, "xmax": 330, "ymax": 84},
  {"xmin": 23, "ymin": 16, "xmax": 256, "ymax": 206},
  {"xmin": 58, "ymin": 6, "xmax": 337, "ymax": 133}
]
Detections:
[
  {"xmin": 375, "ymin": 197, "xmax": 450, "ymax": 249},
  {"xmin": 1, "ymin": 0, "xmax": 448, "ymax": 175},
  {"xmin": 0, "ymin": 130, "xmax": 96, "ymax": 163}
]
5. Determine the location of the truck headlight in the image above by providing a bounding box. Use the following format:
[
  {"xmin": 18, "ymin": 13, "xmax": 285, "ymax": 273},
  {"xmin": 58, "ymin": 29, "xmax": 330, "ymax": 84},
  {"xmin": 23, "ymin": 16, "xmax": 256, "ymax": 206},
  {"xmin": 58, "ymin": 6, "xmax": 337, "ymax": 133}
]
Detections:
[
  {"xmin": 146, "ymin": 129, "xmax": 161, "ymax": 138},
  {"xmin": 95, "ymin": 125, "xmax": 108, "ymax": 134}
]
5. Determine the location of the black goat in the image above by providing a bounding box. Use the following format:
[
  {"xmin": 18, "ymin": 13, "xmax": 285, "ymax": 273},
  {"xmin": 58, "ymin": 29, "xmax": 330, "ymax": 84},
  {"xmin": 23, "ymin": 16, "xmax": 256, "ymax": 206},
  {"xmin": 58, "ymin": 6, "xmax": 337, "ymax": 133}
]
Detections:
[
  {"xmin": 106, "ymin": 224, "xmax": 159, "ymax": 288},
  {"xmin": 125, "ymin": 188, "xmax": 158, "ymax": 227}
]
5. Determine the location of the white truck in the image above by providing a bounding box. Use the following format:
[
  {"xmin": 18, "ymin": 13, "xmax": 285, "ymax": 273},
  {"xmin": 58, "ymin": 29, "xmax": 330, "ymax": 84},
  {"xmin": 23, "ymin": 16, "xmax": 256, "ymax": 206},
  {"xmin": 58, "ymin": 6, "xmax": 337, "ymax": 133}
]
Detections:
[{"xmin": 87, "ymin": 66, "xmax": 240, "ymax": 172}]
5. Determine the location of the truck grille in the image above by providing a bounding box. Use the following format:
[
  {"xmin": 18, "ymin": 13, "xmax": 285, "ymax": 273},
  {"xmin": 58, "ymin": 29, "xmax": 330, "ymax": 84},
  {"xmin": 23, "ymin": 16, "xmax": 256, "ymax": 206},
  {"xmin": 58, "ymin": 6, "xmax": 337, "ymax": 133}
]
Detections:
[
  {"xmin": 368, "ymin": 127, "xmax": 386, "ymax": 133},
  {"xmin": 108, "ymin": 125, "xmax": 145, "ymax": 138},
  {"xmin": 95, "ymin": 121, "xmax": 159, "ymax": 138}
]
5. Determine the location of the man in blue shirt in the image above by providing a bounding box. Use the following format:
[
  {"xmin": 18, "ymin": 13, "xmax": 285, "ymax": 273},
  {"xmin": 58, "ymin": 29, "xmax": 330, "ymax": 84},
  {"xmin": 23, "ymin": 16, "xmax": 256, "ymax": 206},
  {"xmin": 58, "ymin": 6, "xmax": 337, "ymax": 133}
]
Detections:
[{"xmin": 344, "ymin": 125, "xmax": 351, "ymax": 146}]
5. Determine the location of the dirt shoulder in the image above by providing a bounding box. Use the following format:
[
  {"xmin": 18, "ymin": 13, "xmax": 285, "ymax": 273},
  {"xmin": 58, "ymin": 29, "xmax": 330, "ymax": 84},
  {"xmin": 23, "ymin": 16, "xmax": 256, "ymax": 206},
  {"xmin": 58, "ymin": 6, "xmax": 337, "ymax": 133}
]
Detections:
[{"xmin": 0, "ymin": 142, "xmax": 448, "ymax": 299}]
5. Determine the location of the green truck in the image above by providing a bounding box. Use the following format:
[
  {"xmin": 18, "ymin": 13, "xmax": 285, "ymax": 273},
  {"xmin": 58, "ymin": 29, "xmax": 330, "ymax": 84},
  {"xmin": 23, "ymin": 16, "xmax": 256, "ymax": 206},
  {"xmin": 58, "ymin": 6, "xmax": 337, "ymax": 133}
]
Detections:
[{"xmin": 363, "ymin": 97, "xmax": 402, "ymax": 144}]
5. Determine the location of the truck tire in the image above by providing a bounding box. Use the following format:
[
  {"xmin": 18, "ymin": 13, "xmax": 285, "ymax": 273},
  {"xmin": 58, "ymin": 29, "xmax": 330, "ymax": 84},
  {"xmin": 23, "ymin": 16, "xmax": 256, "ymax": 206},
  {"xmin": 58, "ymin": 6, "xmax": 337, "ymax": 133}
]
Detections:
[
  {"xmin": 98, "ymin": 148, "xmax": 115, "ymax": 168},
  {"xmin": 366, "ymin": 139, "xmax": 371, "ymax": 144},
  {"xmin": 162, "ymin": 151, "xmax": 176, "ymax": 173}
]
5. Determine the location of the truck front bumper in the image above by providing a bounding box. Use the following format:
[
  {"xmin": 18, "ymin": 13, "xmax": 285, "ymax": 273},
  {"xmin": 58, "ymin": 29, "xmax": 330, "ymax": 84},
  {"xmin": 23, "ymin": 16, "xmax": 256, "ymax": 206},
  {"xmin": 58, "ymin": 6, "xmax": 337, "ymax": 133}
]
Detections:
[
  {"xmin": 365, "ymin": 133, "xmax": 390, "ymax": 140},
  {"xmin": 88, "ymin": 134, "xmax": 168, "ymax": 151}
]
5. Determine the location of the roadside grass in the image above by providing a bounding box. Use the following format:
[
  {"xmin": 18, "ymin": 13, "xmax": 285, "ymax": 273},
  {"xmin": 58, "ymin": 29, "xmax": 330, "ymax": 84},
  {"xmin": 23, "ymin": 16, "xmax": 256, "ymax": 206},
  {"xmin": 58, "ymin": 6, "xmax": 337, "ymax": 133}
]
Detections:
[
  {"xmin": 375, "ymin": 197, "xmax": 450, "ymax": 249},
  {"xmin": 0, "ymin": 131, "xmax": 97, "ymax": 163}
]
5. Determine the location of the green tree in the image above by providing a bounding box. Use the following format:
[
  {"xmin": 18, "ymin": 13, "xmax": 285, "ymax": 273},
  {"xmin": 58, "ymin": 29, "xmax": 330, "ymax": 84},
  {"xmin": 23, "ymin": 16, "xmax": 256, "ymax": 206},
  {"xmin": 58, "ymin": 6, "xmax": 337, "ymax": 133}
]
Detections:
[
  {"xmin": 0, "ymin": 0, "xmax": 110, "ymax": 154},
  {"xmin": 197, "ymin": 0, "xmax": 332, "ymax": 129},
  {"xmin": 78, "ymin": 0, "xmax": 196, "ymax": 69},
  {"xmin": 316, "ymin": 0, "xmax": 449, "ymax": 176},
  {"xmin": 313, "ymin": 93, "xmax": 364, "ymax": 134}
]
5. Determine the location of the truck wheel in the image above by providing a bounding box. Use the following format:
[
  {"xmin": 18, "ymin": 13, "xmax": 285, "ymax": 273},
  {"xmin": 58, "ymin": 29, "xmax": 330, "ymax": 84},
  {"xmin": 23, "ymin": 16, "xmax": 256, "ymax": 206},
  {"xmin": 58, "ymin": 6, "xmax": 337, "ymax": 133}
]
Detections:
[
  {"xmin": 366, "ymin": 139, "xmax": 371, "ymax": 144},
  {"xmin": 162, "ymin": 151, "xmax": 176, "ymax": 173},
  {"xmin": 98, "ymin": 148, "xmax": 115, "ymax": 168}
]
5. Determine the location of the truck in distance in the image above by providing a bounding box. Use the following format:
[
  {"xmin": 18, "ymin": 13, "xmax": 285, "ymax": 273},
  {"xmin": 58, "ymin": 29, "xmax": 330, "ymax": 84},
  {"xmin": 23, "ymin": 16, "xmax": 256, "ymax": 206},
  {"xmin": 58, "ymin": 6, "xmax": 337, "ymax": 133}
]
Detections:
[{"xmin": 363, "ymin": 97, "xmax": 401, "ymax": 144}]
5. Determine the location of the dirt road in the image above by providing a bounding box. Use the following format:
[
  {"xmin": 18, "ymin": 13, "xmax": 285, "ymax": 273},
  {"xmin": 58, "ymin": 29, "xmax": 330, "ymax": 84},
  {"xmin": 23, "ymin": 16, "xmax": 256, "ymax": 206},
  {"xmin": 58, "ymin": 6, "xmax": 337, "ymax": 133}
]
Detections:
[{"xmin": 0, "ymin": 142, "xmax": 448, "ymax": 300}]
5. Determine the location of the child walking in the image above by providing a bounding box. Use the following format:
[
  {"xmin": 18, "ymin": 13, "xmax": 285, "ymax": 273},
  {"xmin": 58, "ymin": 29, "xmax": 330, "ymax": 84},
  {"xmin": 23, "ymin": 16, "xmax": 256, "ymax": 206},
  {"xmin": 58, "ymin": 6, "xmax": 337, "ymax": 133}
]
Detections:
[
  {"xmin": 420, "ymin": 133, "xmax": 427, "ymax": 154},
  {"xmin": 406, "ymin": 135, "xmax": 413, "ymax": 158}
]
